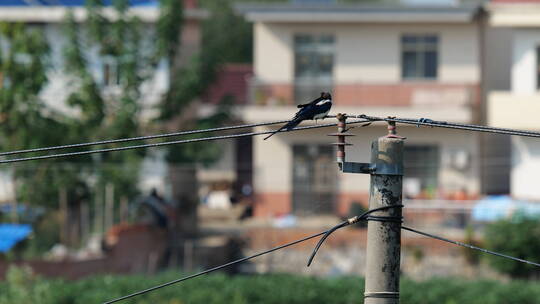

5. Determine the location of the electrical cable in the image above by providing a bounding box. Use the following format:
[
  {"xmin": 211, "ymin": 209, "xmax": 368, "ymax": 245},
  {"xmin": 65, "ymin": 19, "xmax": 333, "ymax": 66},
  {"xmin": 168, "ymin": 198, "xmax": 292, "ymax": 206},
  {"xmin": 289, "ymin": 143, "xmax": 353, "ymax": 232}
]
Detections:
[
  {"xmin": 0, "ymin": 120, "xmax": 290, "ymax": 157},
  {"xmin": 0, "ymin": 119, "xmax": 371, "ymax": 164},
  {"xmin": 102, "ymin": 230, "xmax": 329, "ymax": 304},
  {"xmin": 4, "ymin": 113, "xmax": 540, "ymax": 162},
  {"xmin": 357, "ymin": 115, "xmax": 540, "ymax": 138},
  {"xmin": 402, "ymin": 225, "xmax": 540, "ymax": 268},
  {"xmin": 307, "ymin": 205, "xmax": 404, "ymax": 267}
]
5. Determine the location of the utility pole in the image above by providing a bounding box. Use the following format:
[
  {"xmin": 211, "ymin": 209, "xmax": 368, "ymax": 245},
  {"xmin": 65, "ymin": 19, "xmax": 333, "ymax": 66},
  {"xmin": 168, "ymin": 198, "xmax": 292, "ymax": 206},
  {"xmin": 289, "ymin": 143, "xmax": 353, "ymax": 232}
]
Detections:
[
  {"xmin": 364, "ymin": 122, "xmax": 404, "ymax": 304},
  {"xmin": 330, "ymin": 116, "xmax": 404, "ymax": 304}
]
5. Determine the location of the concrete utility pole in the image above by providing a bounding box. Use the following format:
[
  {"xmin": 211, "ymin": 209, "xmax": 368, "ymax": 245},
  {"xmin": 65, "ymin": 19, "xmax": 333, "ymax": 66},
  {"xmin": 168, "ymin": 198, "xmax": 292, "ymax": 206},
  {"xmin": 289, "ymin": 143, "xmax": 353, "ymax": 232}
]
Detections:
[
  {"xmin": 331, "ymin": 115, "xmax": 404, "ymax": 303},
  {"xmin": 364, "ymin": 122, "xmax": 404, "ymax": 304}
]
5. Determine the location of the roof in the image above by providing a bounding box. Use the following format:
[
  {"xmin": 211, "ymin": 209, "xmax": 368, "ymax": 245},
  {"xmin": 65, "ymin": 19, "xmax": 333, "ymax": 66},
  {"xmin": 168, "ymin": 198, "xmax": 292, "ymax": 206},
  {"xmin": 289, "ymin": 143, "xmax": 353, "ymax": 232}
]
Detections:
[
  {"xmin": 0, "ymin": 224, "xmax": 32, "ymax": 253},
  {"xmin": 0, "ymin": 0, "xmax": 208, "ymax": 23},
  {"xmin": 0, "ymin": 0, "xmax": 157, "ymax": 7},
  {"xmin": 236, "ymin": 1, "xmax": 482, "ymax": 23}
]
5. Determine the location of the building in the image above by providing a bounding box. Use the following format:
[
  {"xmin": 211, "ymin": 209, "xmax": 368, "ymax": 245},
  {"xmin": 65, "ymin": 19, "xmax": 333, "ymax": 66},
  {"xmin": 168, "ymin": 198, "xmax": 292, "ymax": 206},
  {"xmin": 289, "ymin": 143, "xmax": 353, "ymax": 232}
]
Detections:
[
  {"xmin": 0, "ymin": 0, "xmax": 207, "ymax": 201},
  {"xmin": 0, "ymin": 0, "xmax": 206, "ymax": 121},
  {"xmin": 237, "ymin": 1, "xmax": 486, "ymax": 217},
  {"xmin": 486, "ymin": 0, "xmax": 540, "ymax": 200}
]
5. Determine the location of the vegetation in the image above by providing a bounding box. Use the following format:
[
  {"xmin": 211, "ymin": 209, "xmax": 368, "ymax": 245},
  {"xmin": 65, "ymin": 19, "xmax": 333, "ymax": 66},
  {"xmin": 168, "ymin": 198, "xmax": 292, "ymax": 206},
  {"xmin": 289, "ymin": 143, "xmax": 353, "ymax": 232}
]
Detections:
[
  {"xmin": 484, "ymin": 214, "xmax": 540, "ymax": 278},
  {"xmin": 1, "ymin": 267, "xmax": 540, "ymax": 304},
  {"xmin": 0, "ymin": 23, "xmax": 70, "ymax": 208}
]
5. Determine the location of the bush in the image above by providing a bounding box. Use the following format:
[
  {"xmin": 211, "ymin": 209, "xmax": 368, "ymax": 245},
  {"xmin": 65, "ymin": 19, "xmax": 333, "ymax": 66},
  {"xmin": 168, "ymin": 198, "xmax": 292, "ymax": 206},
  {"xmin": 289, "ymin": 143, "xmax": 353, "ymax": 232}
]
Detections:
[
  {"xmin": 1, "ymin": 267, "xmax": 540, "ymax": 303},
  {"xmin": 484, "ymin": 214, "xmax": 540, "ymax": 278}
]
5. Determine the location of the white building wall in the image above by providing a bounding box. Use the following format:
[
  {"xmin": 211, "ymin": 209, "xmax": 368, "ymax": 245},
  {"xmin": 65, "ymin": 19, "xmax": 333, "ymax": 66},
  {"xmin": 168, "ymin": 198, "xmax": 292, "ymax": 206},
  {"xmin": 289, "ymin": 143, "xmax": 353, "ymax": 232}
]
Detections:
[
  {"xmin": 512, "ymin": 137, "xmax": 540, "ymax": 200},
  {"xmin": 253, "ymin": 125, "xmax": 293, "ymax": 192},
  {"xmin": 253, "ymin": 125, "xmax": 480, "ymax": 196},
  {"xmin": 254, "ymin": 22, "xmax": 294, "ymax": 83},
  {"xmin": 488, "ymin": 27, "xmax": 540, "ymax": 199},
  {"xmin": 254, "ymin": 22, "xmax": 480, "ymax": 84},
  {"xmin": 39, "ymin": 23, "xmax": 169, "ymax": 120},
  {"xmin": 511, "ymin": 29, "xmax": 540, "ymax": 94}
]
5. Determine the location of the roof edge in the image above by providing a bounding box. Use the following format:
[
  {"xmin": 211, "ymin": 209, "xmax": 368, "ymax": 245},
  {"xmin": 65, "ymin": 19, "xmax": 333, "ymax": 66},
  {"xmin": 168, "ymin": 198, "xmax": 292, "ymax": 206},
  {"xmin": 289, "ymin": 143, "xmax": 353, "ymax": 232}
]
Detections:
[
  {"xmin": 235, "ymin": 2, "xmax": 481, "ymax": 24},
  {"xmin": 0, "ymin": 6, "xmax": 208, "ymax": 23}
]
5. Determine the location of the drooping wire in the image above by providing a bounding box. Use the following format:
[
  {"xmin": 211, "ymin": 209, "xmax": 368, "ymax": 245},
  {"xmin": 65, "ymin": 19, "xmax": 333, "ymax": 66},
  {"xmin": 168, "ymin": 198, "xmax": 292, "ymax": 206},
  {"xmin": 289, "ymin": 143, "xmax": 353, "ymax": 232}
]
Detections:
[
  {"xmin": 305, "ymin": 205, "xmax": 540, "ymax": 269},
  {"xmin": 307, "ymin": 205, "xmax": 403, "ymax": 267},
  {"xmin": 0, "ymin": 119, "xmax": 371, "ymax": 164},
  {"xmin": 102, "ymin": 230, "xmax": 329, "ymax": 304},
  {"xmin": 5, "ymin": 112, "xmax": 540, "ymax": 161},
  {"xmin": 402, "ymin": 225, "xmax": 540, "ymax": 268},
  {"xmin": 0, "ymin": 120, "xmax": 290, "ymax": 157},
  {"xmin": 357, "ymin": 115, "xmax": 540, "ymax": 138}
]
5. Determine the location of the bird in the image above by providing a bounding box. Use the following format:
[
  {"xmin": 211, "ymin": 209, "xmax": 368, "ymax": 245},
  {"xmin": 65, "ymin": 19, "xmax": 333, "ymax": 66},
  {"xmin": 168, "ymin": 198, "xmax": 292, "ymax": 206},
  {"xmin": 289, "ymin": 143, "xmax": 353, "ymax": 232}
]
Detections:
[{"xmin": 263, "ymin": 92, "xmax": 332, "ymax": 140}]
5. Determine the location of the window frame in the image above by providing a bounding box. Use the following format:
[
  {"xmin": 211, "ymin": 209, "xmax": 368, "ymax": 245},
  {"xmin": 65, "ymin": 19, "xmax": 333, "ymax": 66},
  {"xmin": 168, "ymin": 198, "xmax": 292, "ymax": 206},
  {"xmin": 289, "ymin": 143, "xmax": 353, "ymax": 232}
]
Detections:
[
  {"xmin": 400, "ymin": 34, "xmax": 439, "ymax": 81},
  {"xmin": 293, "ymin": 33, "xmax": 335, "ymax": 83},
  {"xmin": 403, "ymin": 144, "xmax": 440, "ymax": 197},
  {"xmin": 102, "ymin": 56, "xmax": 122, "ymax": 88}
]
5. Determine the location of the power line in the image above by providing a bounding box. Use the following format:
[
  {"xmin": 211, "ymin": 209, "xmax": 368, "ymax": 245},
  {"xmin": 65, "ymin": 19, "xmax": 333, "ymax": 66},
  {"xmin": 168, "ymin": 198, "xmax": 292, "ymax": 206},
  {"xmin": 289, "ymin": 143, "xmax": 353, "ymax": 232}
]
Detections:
[
  {"xmin": 97, "ymin": 211, "xmax": 540, "ymax": 304},
  {"xmin": 307, "ymin": 205, "xmax": 403, "ymax": 267},
  {"xmin": 0, "ymin": 119, "xmax": 371, "ymax": 164},
  {"xmin": 401, "ymin": 225, "xmax": 540, "ymax": 268},
  {"xmin": 4, "ymin": 113, "xmax": 540, "ymax": 163},
  {"xmin": 0, "ymin": 120, "xmax": 290, "ymax": 157},
  {"xmin": 357, "ymin": 115, "xmax": 540, "ymax": 138},
  {"xmin": 102, "ymin": 230, "xmax": 328, "ymax": 304},
  {"xmin": 103, "ymin": 205, "xmax": 402, "ymax": 304}
]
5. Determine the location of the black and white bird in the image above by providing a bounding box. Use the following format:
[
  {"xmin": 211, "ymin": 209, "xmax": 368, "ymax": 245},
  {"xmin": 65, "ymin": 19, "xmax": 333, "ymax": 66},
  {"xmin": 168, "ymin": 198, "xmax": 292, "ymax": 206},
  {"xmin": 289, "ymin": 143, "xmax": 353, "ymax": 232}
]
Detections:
[{"xmin": 263, "ymin": 92, "xmax": 332, "ymax": 140}]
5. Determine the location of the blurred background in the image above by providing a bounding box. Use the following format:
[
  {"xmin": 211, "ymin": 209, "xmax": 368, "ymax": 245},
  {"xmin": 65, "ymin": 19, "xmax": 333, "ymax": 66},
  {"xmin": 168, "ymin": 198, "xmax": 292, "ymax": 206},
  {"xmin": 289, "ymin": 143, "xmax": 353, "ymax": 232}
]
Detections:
[{"xmin": 1, "ymin": 0, "xmax": 540, "ymax": 302}]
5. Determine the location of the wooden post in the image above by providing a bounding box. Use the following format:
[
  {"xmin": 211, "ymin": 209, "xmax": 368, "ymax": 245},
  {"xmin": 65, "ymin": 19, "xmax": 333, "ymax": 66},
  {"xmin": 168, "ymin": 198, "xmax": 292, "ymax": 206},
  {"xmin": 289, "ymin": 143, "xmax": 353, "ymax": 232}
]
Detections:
[
  {"xmin": 59, "ymin": 187, "xmax": 68, "ymax": 244},
  {"xmin": 94, "ymin": 188, "xmax": 104, "ymax": 234},
  {"xmin": 104, "ymin": 183, "xmax": 114, "ymax": 231}
]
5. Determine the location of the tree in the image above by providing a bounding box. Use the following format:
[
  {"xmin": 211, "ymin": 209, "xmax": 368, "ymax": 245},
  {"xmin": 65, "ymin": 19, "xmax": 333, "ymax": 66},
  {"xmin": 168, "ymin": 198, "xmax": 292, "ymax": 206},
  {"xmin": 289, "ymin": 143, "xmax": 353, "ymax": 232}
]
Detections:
[
  {"xmin": 62, "ymin": 0, "xmax": 152, "ymax": 201},
  {"xmin": 57, "ymin": 0, "xmax": 197, "ymax": 247},
  {"xmin": 0, "ymin": 23, "xmax": 78, "ymax": 207},
  {"xmin": 484, "ymin": 214, "xmax": 540, "ymax": 278}
]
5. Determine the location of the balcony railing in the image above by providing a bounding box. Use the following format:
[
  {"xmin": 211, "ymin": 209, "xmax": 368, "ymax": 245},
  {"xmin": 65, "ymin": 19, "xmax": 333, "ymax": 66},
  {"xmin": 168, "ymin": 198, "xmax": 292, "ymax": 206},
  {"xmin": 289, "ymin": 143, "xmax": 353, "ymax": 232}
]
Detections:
[{"xmin": 248, "ymin": 77, "xmax": 479, "ymax": 108}]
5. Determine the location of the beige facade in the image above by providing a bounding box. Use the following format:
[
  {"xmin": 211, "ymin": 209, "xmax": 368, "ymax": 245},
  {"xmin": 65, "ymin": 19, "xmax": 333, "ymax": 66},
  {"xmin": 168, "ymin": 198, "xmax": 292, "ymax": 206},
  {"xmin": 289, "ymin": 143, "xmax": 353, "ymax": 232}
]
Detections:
[
  {"xmin": 251, "ymin": 124, "xmax": 481, "ymax": 216},
  {"xmin": 255, "ymin": 22, "xmax": 480, "ymax": 85},
  {"xmin": 486, "ymin": 2, "xmax": 540, "ymax": 200},
  {"xmin": 238, "ymin": 3, "xmax": 484, "ymax": 217}
]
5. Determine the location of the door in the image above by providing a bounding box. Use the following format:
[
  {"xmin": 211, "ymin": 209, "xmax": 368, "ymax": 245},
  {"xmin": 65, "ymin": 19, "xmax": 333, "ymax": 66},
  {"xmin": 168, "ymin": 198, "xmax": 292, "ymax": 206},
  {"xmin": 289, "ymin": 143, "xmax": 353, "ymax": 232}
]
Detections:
[{"xmin": 292, "ymin": 145, "xmax": 337, "ymax": 215}]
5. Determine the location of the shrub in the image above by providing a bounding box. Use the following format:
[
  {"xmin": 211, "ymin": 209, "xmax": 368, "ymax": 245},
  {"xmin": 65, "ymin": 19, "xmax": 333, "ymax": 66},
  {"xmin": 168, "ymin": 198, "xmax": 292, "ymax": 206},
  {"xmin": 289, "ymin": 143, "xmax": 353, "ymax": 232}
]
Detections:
[
  {"xmin": 484, "ymin": 214, "xmax": 540, "ymax": 278},
  {"xmin": 1, "ymin": 268, "xmax": 540, "ymax": 303}
]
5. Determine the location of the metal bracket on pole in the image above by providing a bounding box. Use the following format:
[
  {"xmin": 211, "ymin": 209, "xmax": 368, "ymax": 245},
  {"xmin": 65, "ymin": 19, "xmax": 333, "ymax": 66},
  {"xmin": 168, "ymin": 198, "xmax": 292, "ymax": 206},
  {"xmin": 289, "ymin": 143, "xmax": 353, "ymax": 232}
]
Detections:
[
  {"xmin": 329, "ymin": 114, "xmax": 404, "ymax": 176},
  {"xmin": 330, "ymin": 114, "xmax": 405, "ymax": 304}
]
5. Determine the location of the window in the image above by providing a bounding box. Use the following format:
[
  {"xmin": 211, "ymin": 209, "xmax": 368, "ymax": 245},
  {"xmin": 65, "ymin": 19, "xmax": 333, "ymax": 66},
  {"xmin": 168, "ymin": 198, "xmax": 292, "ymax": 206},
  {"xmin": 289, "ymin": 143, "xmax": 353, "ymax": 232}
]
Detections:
[
  {"xmin": 294, "ymin": 34, "xmax": 334, "ymax": 103},
  {"xmin": 294, "ymin": 34, "xmax": 334, "ymax": 80},
  {"xmin": 102, "ymin": 57, "xmax": 121, "ymax": 87},
  {"xmin": 403, "ymin": 145, "xmax": 439, "ymax": 198},
  {"xmin": 401, "ymin": 35, "xmax": 438, "ymax": 80},
  {"xmin": 292, "ymin": 145, "xmax": 336, "ymax": 215}
]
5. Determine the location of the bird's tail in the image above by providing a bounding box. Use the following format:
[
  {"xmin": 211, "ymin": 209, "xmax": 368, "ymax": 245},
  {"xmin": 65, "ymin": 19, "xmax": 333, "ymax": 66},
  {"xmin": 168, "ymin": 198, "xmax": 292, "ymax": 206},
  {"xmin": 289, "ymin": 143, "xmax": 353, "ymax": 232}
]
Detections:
[{"xmin": 263, "ymin": 119, "xmax": 301, "ymax": 140}]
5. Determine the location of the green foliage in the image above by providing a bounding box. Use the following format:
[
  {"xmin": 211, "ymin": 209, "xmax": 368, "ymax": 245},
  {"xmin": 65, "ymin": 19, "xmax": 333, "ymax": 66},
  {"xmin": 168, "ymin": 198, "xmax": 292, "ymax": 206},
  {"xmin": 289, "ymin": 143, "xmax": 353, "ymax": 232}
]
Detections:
[
  {"xmin": 462, "ymin": 224, "xmax": 481, "ymax": 265},
  {"xmin": 62, "ymin": 0, "xmax": 168, "ymax": 202},
  {"xmin": 0, "ymin": 22, "xmax": 81, "ymax": 206},
  {"xmin": 157, "ymin": 1, "xmax": 241, "ymax": 164},
  {"xmin": 1, "ymin": 270, "xmax": 540, "ymax": 304},
  {"xmin": 0, "ymin": 0, "xmax": 185, "ymax": 254},
  {"xmin": 484, "ymin": 214, "xmax": 540, "ymax": 278}
]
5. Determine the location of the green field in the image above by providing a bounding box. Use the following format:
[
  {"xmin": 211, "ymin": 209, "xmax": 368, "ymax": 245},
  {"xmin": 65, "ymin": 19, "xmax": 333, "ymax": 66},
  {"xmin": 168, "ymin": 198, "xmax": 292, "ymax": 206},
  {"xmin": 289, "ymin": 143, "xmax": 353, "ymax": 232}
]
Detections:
[{"xmin": 1, "ymin": 267, "xmax": 539, "ymax": 304}]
